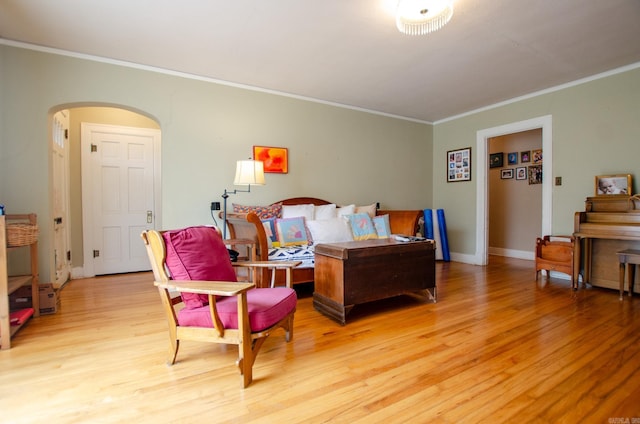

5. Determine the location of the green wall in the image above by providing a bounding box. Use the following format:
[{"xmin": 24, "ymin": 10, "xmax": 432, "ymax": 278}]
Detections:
[
  {"xmin": 2, "ymin": 43, "xmax": 638, "ymax": 282},
  {"xmin": 0, "ymin": 45, "xmax": 433, "ymax": 282},
  {"xmin": 433, "ymin": 66, "xmax": 640, "ymax": 257}
]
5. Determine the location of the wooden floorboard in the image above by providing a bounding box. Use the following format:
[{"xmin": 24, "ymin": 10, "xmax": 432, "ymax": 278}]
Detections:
[{"xmin": 1, "ymin": 256, "xmax": 639, "ymax": 423}]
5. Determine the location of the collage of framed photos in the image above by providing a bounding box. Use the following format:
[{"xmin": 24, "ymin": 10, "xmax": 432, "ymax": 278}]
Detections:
[
  {"xmin": 447, "ymin": 147, "xmax": 471, "ymax": 182},
  {"xmin": 489, "ymin": 149, "xmax": 542, "ymax": 184}
]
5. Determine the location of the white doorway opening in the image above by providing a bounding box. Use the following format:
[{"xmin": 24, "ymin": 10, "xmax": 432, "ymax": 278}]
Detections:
[{"xmin": 475, "ymin": 115, "xmax": 553, "ymax": 265}]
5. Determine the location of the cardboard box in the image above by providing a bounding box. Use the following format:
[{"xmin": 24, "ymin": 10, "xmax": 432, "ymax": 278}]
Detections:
[
  {"xmin": 9, "ymin": 285, "xmax": 32, "ymax": 310},
  {"xmin": 38, "ymin": 283, "xmax": 58, "ymax": 314}
]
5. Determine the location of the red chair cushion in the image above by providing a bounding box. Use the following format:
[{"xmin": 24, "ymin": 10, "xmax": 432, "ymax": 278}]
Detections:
[
  {"xmin": 177, "ymin": 287, "xmax": 297, "ymax": 332},
  {"xmin": 163, "ymin": 226, "xmax": 237, "ymax": 309}
]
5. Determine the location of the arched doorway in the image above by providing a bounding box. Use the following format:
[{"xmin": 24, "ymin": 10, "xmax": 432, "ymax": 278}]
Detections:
[{"xmin": 50, "ymin": 105, "xmax": 161, "ymax": 281}]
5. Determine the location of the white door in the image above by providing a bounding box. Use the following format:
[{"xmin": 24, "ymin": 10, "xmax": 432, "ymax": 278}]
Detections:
[
  {"xmin": 52, "ymin": 110, "xmax": 71, "ymax": 285},
  {"xmin": 81, "ymin": 123, "xmax": 161, "ymax": 276}
]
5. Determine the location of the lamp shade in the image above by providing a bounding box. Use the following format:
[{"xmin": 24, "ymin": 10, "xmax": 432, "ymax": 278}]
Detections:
[{"xmin": 234, "ymin": 160, "xmax": 265, "ymax": 186}]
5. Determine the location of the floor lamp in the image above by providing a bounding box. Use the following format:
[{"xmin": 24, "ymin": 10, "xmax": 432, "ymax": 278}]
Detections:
[{"xmin": 222, "ymin": 160, "xmax": 265, "ymax": 239}]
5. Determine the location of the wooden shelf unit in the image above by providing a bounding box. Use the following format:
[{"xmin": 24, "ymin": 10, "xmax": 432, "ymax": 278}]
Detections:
[{"xmin": 0, "ymin": 214, "xmax": 39, "ymax": 350}]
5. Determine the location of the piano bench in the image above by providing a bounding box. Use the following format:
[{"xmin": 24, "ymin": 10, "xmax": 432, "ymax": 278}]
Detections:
[
  {"xmin": 616, "ymin": 249, "xmax": 639, "ymax": 300},
  {"xmin": 535, "ymin": 235, "xmax": 576, "ymax": 288}
]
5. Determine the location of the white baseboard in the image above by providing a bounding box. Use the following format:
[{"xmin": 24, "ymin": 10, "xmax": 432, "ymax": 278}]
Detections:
[
  {"xmin": 488, "ymin": 247, "xmax": 534, "ymax": 260},
  {"xmin": 71, "ymin": 267, "xmax": 86, "ymax": 279}
]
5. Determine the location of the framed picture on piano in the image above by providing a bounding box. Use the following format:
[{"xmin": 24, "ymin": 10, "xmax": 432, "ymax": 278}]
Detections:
[{"xmin": 595, "ymin": 174, "xmax": 632, "ymax": 196}]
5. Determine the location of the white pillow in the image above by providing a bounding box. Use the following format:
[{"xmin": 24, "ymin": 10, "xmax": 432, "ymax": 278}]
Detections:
[
  {"xmin": 336, "ymin": 204, "xmax": 356, "ymax": 217},
  {"xmin": 306, "ymin": 218, "xmax": 354, "ymax": 245},
  {"xmin": 282, "ymin": 204, "xmax": 315, "ymax": 220},
  {"xmin": 314, "ymin": 204, "xmax": 337, "ymax": 220}
]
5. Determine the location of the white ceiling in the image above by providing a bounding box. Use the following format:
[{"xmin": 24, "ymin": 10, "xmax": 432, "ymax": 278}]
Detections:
[{"xmin": 1, "ymin": 0, "xmax": 640, "ymax": 123}]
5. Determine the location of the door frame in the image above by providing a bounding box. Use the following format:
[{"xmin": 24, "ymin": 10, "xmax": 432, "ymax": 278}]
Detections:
[
  {"xmin": 50, "ymin": 109, "xmax": 72, "ymax": 286},
  {"xmin": 475, "ymin": 115, "xmax": 552, "ymax": 265},
  {"xmin": 80, "ymin": 122, "xmax": 162, "ymax": 277}
]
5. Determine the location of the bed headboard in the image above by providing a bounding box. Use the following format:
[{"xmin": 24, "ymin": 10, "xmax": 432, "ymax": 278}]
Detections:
[{"xmin": 277, "ymin": 197, "xmax": 332, "ymax": 206}]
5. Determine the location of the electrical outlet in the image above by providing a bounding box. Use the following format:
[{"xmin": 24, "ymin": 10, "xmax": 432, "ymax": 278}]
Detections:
[{"xmin": 210, "ymin": 201, "xmax": 221, "ymax": 211}]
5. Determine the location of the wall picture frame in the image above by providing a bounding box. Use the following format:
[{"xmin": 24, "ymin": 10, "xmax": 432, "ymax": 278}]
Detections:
[
  {"xmin": 489, "ymin": 152, "xmax": 504, "ymax": 169},
  {"xmin": 528, "ymin": 165, "xmax": 542, "ymax": 185},
  {"xmin": 595, "ymin": 174, "xmax": 632, "ymax": 196},
  {"xmin": 447, "ymin": 147, "xmax": 471, "ymax": 182},
  {"xmin": 501, "ymin": 169, "xmax": 514, "ymax": 179},
  {"xmin": 520, "ymin": 151, "xmax": 530, "ymax": 163},
  {"xmin": 253, "ymin": 146, "xmax": 288, "ymax": 173},
  {"xmin": 507, "ymin": 152, "xmax": 518, "ymax": 165},
  {"xmin": 532, "ymin": 149, "xmax": 543, "ymax": 164},
  {"xmin": 516, "ymin": 167, "xmax": 527, "ymax": 180}
]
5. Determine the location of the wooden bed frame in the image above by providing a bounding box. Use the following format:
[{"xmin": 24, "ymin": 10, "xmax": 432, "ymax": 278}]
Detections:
[{"xmin": 225, "ymin": 197, "xmax": 423, "ymax": 288}]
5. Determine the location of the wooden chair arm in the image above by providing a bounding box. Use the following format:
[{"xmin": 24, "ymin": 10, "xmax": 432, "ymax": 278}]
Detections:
[{"xmin": 154, "ymin": 280, "xmax": 254, "ymax": 296}]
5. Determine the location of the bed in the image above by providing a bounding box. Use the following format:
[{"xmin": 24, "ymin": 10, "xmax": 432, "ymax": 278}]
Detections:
[{"xmin": 225, "ymin": 197, "xmax": 423, "ymax": 288}]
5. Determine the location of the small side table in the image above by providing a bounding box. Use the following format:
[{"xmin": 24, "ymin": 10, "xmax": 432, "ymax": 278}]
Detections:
[
  {"xmin": 615, "ymin": 249, "xmax": 640, "ymax": 300},
  {"xmin": 225, "ymin": 238, "xmax": 256, "ymax": 282}
]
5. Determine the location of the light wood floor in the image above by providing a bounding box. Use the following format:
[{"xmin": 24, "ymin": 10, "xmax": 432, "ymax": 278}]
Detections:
[{"xmin": 1, "ymin": 256, "xmax": 639, "ymax": 423}]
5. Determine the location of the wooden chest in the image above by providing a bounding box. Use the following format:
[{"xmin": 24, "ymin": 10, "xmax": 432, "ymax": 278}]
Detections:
[{"xmin": 313, "ymin": 239, "xmax": 436, "ymax": 324}]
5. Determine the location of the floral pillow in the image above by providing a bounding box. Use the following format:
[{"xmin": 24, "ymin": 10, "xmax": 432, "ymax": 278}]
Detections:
[
  {"xmin": 347, "ymin": 213, "xmax": 378, "ymax": 241},
  {"xmin": 232, "ymin": 202, "xmax": 282, "ymax": 219},
  {"xmin": 261, "ymin": 218, "xmax": 280, "ymax": 247},
  {"xmin": 372, "ymin": 214, "xmax": 391, "ymax": 238},
  {"xmin": 276, "ymin": 217, "xmax": 309, "ymax": 246}
]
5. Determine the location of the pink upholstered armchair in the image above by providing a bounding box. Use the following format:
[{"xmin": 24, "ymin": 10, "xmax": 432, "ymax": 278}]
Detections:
[{"xmin": 141, "ymin": 225, "xmax": 298, "ymax": 388}]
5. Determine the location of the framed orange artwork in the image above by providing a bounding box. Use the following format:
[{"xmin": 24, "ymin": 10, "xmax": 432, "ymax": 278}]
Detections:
[{"xmin": 253, "ymin": 146, "xmax": 288, "ymax": 174}]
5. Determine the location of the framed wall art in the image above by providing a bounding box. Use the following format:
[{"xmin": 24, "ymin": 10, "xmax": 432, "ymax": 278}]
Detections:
[
  {"xmin": 520, "ymin": 151, "xmax": 530, "ymax": 163},
  {"xmin": 447, "ymin": 147, "xmax": 471, "ymax": 182},
  {"xmin": 532, "ymin": 149, "xmax": 543, "ymax": 164},
  {"xmin": 489, "ymin": 152, "xmax": 504, "ymax": 169},
  {"xmin": 595, "ymin": 174, "xmax": 632, "ymax": 196},
  {"xmin": 528, "ymin": 165, "xmax": 542, "ymax": 185},
  {"xmin": 253, "ymin": 146, "xmax": 288, "ymax": 174},
  {"xmin": 516, "ymin": 167, "xmax": 527, "ymax": 180},
  {"xmin": 501, "ymin": 169, "xmax": 514, "ymax": 179},
  {"xmin": 507, "ymin": 152, "xmax": 518, "ymax": 165}
]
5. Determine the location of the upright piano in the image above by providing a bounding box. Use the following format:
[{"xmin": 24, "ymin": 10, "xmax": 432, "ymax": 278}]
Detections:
[{"xmin": 573, "ymin": 195, "xmax": 640, "ymax": 292}]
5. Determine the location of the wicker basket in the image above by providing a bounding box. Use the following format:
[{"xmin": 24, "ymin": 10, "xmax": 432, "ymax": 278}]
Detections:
[{"xmin": 6, "ymin": 223, "xmax": 39, "ymax": 247}]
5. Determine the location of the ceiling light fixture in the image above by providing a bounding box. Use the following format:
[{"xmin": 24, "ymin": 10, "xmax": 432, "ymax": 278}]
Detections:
[{"xmin": 396, "ymin": 0, "xmax": 454, "ymax": 35}]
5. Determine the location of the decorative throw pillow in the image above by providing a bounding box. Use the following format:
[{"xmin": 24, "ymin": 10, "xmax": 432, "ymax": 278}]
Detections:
[
  {"xmin": 261, "ymin": 218, "xmax": 280, "ymax": 248},
  {"xmin": 282, "ymin": 204, "xmax": 315, "ymax": 220},
  {"xmin": 347, "ymin": 213, "xmax": 378, "ymax": 241},
  {"xmin": 336, "ymin": 204, "xmax": 356, "ymax": 217},
  {"xmin": 314, "ymin": 203, "xmax": 337, "ymax": 220},
  {"xmin": 276, "ymin": 217, "xmax": 309, "ymax": 246},
  {"xmin": 372, "ymin": 214, "xmax": 391, "ymax": 238},
  {"xmin": 356, "ymin": 203, "xmax": 377, "ymax": 218},
  {"xmin": 232, "ymin": 202, "xmax": 282, "ymax": 219},
  {"xmin": 306, "ymin": 218, "xmax": 353, "ymax": 245},
  {"xmin": 163, "ymin": 226, "xmax": 237, "ymax": 309}
]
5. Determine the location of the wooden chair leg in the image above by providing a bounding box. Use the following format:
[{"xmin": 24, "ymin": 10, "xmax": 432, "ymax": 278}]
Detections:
[
  {"xmin": 237, "ymin": 293, "xmax": 254, "ymax": 388},
  {"xmin": 285, "ymin": 313, "xmax": 294, "ymax": 342},
  {"xmin": 168, "ymin": 339, "xmax": 180, "ymax": 365}
]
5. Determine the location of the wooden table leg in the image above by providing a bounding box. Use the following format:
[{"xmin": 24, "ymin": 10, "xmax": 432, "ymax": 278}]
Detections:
[
  {"xmin": 619, "ymin": 261, "xmax": 626, "ymax": 301},
  {"xmin": 629, "ymin": 263, "xmax": 635, "ymax": 298}
]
